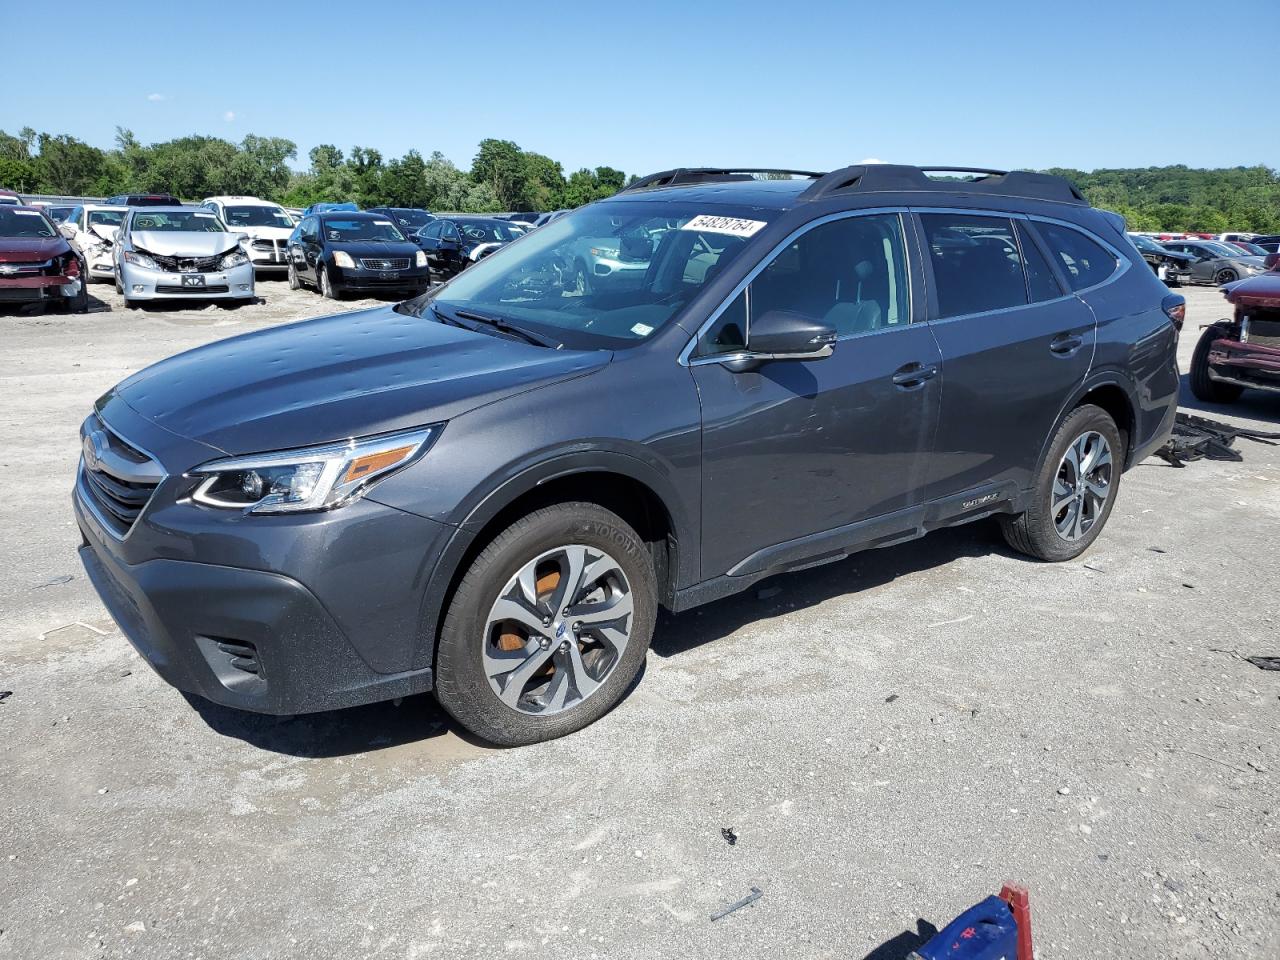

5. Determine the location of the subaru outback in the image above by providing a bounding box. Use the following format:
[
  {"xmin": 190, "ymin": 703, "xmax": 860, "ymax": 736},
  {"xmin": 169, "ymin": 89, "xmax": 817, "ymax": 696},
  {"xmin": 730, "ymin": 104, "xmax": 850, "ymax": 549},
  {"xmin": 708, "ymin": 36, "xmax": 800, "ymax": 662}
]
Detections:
[{"xmin": 74, "ymin": 164, "xmax": 1182, "ymax": 745}]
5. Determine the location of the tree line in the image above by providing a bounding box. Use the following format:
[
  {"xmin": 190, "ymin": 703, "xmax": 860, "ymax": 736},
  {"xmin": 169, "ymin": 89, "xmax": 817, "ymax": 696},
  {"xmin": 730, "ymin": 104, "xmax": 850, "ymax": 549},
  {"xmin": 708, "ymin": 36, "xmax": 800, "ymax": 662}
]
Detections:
[
  {"xmin": 0, "ymin": 127, "xmax": 628, "ymax": 212},
  {"xmin": 3, "ymin": 125, "xmax": 1279, "ymax": 230}
]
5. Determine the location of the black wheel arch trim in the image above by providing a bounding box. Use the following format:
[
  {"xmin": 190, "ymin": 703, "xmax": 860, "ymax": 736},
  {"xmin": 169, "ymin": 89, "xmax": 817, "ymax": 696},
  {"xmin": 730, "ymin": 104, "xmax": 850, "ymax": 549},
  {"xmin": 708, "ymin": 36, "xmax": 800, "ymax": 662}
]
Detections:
[
  {"xmin": 403, "ymin": 445, "xmax": 696, "ymax": 671},
  {"xmin": 1035, "ymin": 369, "xmax": 1143, "ymax": 479}
]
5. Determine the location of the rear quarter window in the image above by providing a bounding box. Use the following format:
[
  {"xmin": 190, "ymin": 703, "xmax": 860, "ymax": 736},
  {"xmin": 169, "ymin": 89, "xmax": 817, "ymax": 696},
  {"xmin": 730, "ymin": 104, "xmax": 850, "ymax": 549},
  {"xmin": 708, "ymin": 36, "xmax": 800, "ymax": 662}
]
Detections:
[{"xmin": 1033, "ymin": 221, "xmax": 1119, "ymax": 291}]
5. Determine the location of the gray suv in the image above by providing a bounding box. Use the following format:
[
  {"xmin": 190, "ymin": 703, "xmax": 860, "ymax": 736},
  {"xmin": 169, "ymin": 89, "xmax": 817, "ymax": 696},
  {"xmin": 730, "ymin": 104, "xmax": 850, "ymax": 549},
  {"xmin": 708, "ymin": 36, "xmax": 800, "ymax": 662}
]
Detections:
[{"xmin": 74, "ymin": 165, "xmax": 1182, "ymax": 745}]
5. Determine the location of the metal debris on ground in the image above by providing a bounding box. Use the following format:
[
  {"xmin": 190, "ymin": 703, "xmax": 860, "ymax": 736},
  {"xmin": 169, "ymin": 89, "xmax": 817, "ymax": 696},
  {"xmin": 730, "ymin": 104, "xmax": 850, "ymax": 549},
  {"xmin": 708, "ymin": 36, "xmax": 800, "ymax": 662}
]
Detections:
[
  {"xmin": 710, "ymin": 886, "xmax": 763, "ymax": 921},
  {"xmin": 34, "ymin": 575, "xmax": 73, "ymax": 588},
  {"xmin": 1155, "ymin": 412, "xmax": 1280, "ymax": 467},
  {"xmin": 0, "ymin": 691, "xmax": 11, "ymax": 703},
  {"xmin": 721, "ymin": 827, "xmax": 738, "ymax": 846},
  {"xmin": 1245, "ymin": 656, "xmax": 1280, "ymax": 671}
]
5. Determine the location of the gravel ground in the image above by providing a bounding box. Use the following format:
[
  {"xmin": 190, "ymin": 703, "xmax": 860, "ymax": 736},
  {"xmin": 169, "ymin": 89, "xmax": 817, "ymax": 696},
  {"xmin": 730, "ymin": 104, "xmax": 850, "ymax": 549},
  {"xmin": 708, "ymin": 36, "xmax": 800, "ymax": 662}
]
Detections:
[{"xmin": 0, "ymin": 279, "xmax": 1277, "ymax": 959}]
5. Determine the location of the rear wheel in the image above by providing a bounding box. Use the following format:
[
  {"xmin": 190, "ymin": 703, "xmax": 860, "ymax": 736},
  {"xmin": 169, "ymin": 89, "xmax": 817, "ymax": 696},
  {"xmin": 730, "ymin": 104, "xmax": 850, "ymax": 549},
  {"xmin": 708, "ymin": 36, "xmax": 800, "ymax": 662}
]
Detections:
[
  {"xmin": 1000, "ymin": 404, "xmax": 1124, "ymax": 562},
  {"xmin": 434, "ymin": 502, "xmax": 657, "ymax": 746},
  {"xmin": 287, "ymin": 262, "xmax": 301, "ymax": 290},
  {"xmin": 1214, "ymin": 268, "xmax": 1238, "ymax": 285},
  {"xmin": 1190, "ymin": 322, "xmax": 1244, "ymax": 404}
]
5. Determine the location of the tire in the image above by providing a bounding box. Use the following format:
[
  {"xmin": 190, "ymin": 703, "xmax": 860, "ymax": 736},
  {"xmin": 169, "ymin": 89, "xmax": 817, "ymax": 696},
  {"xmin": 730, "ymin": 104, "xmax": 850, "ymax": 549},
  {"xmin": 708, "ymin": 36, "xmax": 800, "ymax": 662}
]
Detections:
[
  {"xmin": 67, "ymin": 278, "xmax": 89, "ymax": 314},
  {"xmin": 287, "ymin": 262, "xmax": 301, "ymax": 290},
  {"xmin": 1190, "ymin": 322, "xmax": 1244, "ymax": 404},
  {"xmin": 1214, "ymin": 268, "xmax": 1238, "ymax": 285},
  {"xmin": 319, "ymin": 262, "xmax": 339, "ymax": 300},
  {"xmin": 435, "ymin": 502, "xmax": 657, "ymax": 746},
  {"xmin": 999, "ymin": 404, "xmax": 1125, "ymax": 562}
]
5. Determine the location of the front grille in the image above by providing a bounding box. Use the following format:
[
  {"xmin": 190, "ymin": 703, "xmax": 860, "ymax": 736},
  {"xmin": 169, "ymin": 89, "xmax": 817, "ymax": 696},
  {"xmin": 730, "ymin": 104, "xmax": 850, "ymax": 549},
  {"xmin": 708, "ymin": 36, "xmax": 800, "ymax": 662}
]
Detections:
[
  {"xmin": 0, "ymin": 258, "xmax": 57, "ymax": 278},
  {"xmin": 149, "ymin": 252, "xmax": 223, "ymax": 273},
  {"xmin": 360, "ymin": 257, "xmax": 410, "ymax": 270},
  {"xmin": 155, "ymin": 284, "xmax": 230, "ymax": 295},
  {"xmin": 1243, "ymin": 318, "xmax": 1280, "ymax": 350},
  {"xmin": 79, "ymin": 413, "xmax": 163, "ymax": 537}
]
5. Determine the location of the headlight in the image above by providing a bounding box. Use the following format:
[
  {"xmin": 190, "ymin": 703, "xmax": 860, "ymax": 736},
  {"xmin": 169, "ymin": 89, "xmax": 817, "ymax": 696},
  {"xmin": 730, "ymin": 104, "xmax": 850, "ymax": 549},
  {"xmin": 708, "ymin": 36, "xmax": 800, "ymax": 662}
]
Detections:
[
  {"xmin": 188, "ymin": 426, "xmax": 440, "ymax": 514},
  {"xmin": 123, "ymin": 250, "xmax": 157, "ymax": 269},
  {"xmin": 220, "ymin": 249, "xmax": 250, "ymax": 269},
  {"xmin": 415, "ymin": 249, "xmax": 427, "ymax": 268},
  {"xmin": 332, "ymin": 250, "xmax": 355, "ymax": 269}
]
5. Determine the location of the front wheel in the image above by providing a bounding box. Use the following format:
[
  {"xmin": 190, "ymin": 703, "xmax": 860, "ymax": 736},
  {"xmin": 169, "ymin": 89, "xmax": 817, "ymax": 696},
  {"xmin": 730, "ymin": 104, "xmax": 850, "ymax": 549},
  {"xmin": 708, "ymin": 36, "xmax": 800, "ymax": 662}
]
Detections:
[
  {"xmin": 287, "ymin": 262, "xmax": 301, "ymax": 290},
  {"xmin": 434, "ymin": 502, "xmax": 657, "ymax": 746},
  {"xmin": 319, "ymin": 263, "xmax": 339, "ymax": 300},
  {"xmin": 1000, "ymin": 404, "xmax": 1124, "ymax": 562}
]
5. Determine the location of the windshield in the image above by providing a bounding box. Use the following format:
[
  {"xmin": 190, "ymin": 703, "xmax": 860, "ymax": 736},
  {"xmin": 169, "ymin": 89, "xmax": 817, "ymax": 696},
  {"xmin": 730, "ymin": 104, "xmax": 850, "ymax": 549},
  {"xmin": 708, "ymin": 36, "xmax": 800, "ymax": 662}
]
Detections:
[
  {"xmin": 1233, "ymin": 241, "xmax": 1267, "ymax": 256},
  {"xmin": 385, "ymin": 209, "xmax": 433, "ymax": 230},
  {"xmin": 1129, "ymin": 235, "xmax": 1162, "ymax": 253},
  {"xmin": 88, "ymin": 210, "xmax": 125, "ymax": 228},
  {"xmin": 421, "ymin": 202, "xmax": 769, "ymax": 349},
  {"xmin": 0, "ymin": 207, "xmax": 55, "ymax": 237},
  {"xmin": 131, "ymin": 211, "xmax": 228, "ymax": 233},
  {"xmin": 322, "ymin": 218, "xmax": 407, "ymax": 242},
  {"xmin": 224, "ymin": 205, "xmax": 293, "ymax": 228},
  {"xmin": 1200, "ymin": 241, "xmax": 1244, "ymax": 258},
  {"xmin": 452, "ymin": 220, "xmax": 523, "ymax": 243}
]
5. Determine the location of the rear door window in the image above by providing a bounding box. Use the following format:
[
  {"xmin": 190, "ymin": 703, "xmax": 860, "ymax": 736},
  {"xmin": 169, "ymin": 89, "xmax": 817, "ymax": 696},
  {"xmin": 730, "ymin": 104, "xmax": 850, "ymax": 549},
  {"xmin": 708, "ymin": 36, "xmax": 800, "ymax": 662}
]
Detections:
[
  {"xmin": 1033, "ymin": 222, "xmax": 1119, "ymax": 291},
  {"xmin": 1016, "ymin": 222, "xmax": 1064, "ymax": 302},
  {"xmin": 919, "ymin": 214, "xmax": 1029, "ymax": 318}
]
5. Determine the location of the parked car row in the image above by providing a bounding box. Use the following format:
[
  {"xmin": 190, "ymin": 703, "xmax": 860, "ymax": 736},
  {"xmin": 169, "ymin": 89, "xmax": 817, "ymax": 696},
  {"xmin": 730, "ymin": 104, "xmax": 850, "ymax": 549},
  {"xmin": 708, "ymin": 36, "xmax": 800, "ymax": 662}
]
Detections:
[{"xmin": 1126, "ymin": 233, "xmax": 1275, "ymax": 287}]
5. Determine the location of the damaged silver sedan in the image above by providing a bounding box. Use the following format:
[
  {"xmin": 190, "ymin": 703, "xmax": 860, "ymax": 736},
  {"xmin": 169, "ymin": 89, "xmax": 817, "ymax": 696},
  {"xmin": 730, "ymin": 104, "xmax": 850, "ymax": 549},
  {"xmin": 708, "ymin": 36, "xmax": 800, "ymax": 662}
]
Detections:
[{"xmin": 112, "ymin": 206, "xmax": 255, "ymax": 308}]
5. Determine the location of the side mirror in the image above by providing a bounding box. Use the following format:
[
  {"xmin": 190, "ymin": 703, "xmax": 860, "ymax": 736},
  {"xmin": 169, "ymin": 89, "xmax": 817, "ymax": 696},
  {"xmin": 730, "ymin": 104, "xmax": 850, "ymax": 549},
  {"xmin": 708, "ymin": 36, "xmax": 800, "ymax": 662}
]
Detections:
[
  {"xmin": 748, "ymin": 309, "xmax": 836, "ymax": 357},
  {"xmin": 722, "ymin": 310, "xmax": 836, "ymax": 372}
]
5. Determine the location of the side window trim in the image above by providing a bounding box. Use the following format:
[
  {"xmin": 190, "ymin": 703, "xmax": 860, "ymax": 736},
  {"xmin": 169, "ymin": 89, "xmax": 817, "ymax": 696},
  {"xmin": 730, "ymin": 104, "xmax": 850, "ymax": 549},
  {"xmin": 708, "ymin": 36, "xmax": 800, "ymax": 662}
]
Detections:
[
  {"xmin": 679, "ymin": 207, "xmax": 914, "ymax": 367},
  {"xmin": 1013, "ymin": 218, "xmax": 1065, "ymax": 302},
  {"xmin": 908, "ymin": 206, "xmax": 1126, "ymax": 322}
]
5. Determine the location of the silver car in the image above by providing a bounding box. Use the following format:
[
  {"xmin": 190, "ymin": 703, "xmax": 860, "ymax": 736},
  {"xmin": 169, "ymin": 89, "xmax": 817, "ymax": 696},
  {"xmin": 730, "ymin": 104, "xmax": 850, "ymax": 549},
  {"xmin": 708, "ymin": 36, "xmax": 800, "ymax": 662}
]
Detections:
[
  {"xmin": 1160, "ymin": 239, "xmax": 1270, "ymax": 285},
  {"xmin": 113, "ymin": 206, "xmax": 255, "ymax": 307}
]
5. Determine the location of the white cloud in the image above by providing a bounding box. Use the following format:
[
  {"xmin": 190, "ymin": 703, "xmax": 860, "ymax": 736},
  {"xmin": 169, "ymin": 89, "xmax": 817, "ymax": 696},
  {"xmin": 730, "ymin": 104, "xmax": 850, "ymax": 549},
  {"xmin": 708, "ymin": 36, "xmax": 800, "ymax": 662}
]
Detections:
[
  {"xmin": 857, "ymin": 157, "xmax": 887, "ymax": 165},
  {"xmin": 223, "ymin": 110, "xmax": 236, "ymax": 122},
  {"xmin": 146, "ymin": 93, "xmax": 167, "ymax": 102}
]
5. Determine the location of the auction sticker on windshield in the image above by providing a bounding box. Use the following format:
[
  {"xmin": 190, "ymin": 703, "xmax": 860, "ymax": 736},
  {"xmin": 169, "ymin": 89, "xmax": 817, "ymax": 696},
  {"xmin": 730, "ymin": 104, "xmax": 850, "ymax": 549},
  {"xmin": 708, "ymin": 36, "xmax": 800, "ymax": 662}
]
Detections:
[{"xmin": 680, "ymin": 214, "xmax": 766, "ymax": 238}]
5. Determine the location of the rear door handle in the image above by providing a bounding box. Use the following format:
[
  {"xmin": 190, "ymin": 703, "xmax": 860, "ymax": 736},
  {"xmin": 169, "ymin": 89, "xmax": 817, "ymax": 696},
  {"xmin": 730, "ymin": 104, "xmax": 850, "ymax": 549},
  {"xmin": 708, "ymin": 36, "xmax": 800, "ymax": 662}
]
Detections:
[
  {"xmin": 891, "ymin": 362, "xmax": 939, "ymax": 388},
  {"xmin": 1050, "ymin": 333, "xmax": 1084, "ymax": 356}
]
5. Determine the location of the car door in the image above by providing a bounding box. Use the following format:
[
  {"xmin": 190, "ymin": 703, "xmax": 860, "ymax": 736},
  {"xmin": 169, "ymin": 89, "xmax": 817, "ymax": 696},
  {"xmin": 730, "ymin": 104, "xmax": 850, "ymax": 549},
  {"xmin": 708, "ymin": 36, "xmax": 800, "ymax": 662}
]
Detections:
[
  {"xmin": 690, "ymin": 210, "xmax": 943, "ymax": 579},
  {"xmin": 913, "ymin": 210, "xmax": 1097, "ymax": 501},
  {"xmin": 1169, "ymin": 242, "xmax": 1211, "ymax": 282},
  {"xmin": 438, "ymin": 221, "xmax": 465, "ymax": 277},
  {"xmin": 418, "ymin": 221, "xmax": 444, "ymax": 273}
]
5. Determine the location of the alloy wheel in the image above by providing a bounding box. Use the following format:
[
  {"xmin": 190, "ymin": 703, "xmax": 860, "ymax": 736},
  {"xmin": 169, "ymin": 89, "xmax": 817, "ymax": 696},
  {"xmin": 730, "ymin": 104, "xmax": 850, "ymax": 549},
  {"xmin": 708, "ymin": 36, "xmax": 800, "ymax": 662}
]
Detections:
[
  {"xmin": 482, "ymin": 544, "xmax": 633, "ymax": 716},
  {"xmin": 1052, "ymin": 431, "xmax": 1113, "ymax": 542}
]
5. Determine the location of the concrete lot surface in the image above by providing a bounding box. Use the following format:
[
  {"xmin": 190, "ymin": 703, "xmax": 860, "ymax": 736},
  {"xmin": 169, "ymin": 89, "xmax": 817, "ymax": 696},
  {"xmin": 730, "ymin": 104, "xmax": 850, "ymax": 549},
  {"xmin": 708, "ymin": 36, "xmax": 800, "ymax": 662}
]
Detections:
[{"xmin": 0, "ymin": 281, "xmax": 1277, "ymax": 959}]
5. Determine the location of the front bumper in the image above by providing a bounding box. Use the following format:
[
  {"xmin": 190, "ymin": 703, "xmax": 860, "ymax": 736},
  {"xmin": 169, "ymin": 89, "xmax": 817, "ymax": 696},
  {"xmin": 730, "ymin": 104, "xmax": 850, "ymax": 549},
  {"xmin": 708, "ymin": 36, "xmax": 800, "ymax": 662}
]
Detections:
[
  {"xmin": 0, "ymin": 274, "xmax": 82, "ymax": 303},
  {"xmin": 246, "ymin": 238, "xmax": 290, "ymax": 271},
  {"xmin": 1207, "ymin": 337, "xmax": 1280, "ymax": 394},
  {"xmin": 72, "ymin": 401, "xmax": 453, "ymax": 714},
  {"xmin": 118, "ymin": 260, "xmax": 255, "ymax": 300},
  {"xmin": 333, "ymin": 264, "xmax": 431, "ymax": 294}
]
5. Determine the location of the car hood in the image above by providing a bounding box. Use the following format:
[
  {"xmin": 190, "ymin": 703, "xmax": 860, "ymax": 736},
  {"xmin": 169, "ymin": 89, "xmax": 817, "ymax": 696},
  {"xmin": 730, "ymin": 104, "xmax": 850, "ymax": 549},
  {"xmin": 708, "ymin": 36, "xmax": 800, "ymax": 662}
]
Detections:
[
  {"xmin": 328, "ymin": 239, "xmax": 421, "ymax": 259},
  {"xmin": 0, "ymin": 236, "xmax": 69, "ymax": 262},
  {"xmin": 114, "ymin": 304, "xmax": 609, "ymax": 455},
  {"xmin": 88, "ymin": 224, "xmax": 119, "ymax": 245},
  {"xmin": 1224, "ymin": 271, "xmax": 1280, "ymax": 308},
  {"xmin": 131, "ymin": 231, "xmax": 238, "ymax": 257}
]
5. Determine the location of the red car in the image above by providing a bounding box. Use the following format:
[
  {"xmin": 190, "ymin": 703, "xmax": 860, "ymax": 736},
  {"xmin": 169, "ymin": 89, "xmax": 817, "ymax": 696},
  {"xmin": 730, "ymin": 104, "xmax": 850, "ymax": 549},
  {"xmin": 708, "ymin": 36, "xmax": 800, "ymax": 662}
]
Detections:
[
  {"xmin": 0, "ymin": 205, "xmax": 88, "ymax": 313},
  {"xmin": 1190, "ymin": 271, "xmax": 1280, "ymax": 402}
]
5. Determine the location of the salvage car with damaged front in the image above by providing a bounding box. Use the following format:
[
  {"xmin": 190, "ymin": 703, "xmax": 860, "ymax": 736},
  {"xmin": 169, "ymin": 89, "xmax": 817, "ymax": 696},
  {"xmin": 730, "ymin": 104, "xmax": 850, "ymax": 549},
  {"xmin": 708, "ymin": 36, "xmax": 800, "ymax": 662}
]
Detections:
[
  {"xmin": 74, "ymin": 164, "xmax": 1181, "ymax": 746},
  {"xmin": 1190, "ymin": 271, "xmax": 1280, "ymax": 402},
  {"xmin": 113, "ymin": 207, "xmax": 254, "ymax": 308}
]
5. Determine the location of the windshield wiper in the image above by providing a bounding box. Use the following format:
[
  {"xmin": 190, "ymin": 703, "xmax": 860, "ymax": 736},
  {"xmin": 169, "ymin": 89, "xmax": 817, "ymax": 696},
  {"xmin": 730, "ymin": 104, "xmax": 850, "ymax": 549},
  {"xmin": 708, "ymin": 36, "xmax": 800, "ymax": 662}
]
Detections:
[{"xmin": 455, "ymin": 309, "xmax": 562, "ymax": 349}]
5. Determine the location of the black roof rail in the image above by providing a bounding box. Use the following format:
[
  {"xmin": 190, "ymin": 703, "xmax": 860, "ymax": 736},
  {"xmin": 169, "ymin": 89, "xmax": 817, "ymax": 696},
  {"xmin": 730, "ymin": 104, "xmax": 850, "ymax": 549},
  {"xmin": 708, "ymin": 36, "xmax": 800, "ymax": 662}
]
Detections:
[
  {"xmin": 618, "ymin": 168, "xmax": 825, "ymax": 194},
  {"xmin": 799, "ymin": 164, "xmax": 1088, "ymax": 205}
]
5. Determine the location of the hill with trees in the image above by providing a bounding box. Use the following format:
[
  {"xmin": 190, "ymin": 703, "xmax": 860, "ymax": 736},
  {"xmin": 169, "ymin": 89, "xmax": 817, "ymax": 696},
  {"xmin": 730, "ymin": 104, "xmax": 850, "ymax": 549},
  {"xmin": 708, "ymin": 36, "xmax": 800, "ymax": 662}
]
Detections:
[{"xmin": 2, "ymin": 125, "xmax": 1278, "ymax": 230}]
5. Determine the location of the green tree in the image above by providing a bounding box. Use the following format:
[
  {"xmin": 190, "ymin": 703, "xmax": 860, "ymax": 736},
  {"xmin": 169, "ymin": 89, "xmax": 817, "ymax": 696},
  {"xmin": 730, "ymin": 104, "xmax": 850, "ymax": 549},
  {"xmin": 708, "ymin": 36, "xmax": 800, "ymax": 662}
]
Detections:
[
  {"xmin": 34, "ymin": 134, "xmax": 108, "ymax": 195},
  {"xmin": 472, "ymin": 138, "xmax": 529, "ymax": 209}
]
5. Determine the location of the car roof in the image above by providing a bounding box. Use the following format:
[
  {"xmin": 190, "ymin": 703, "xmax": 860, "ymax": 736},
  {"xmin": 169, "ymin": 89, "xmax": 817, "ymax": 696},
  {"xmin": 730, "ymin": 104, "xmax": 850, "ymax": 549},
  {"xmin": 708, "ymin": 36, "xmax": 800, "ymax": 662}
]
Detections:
[
  {"xmin": 84, "ymin": 204, "xmax": 128, "ymax": 212},
  {"xmin": 128, "ymin": 206, "xmax": 220, "ymax": 216},
  {"xmin": 317, "ymin": 210, "xmax": 385, "ymax": 221}
]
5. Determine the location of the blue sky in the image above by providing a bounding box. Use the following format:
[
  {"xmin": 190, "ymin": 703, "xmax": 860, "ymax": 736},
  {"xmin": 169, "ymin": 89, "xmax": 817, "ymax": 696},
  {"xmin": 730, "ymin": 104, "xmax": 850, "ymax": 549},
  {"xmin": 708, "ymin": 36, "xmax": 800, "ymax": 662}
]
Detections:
[{"xmin": 3, "ymin": 0, "xmax": 1277, "ymax": 176}]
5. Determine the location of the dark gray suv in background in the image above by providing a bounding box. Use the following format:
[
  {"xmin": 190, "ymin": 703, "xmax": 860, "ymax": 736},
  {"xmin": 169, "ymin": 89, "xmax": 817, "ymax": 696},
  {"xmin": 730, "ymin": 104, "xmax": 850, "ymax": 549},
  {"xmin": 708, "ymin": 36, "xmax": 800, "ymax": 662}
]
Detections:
[{"xmin": 74, "ymin": 165, "xmax": 1182, "ymax": 745}]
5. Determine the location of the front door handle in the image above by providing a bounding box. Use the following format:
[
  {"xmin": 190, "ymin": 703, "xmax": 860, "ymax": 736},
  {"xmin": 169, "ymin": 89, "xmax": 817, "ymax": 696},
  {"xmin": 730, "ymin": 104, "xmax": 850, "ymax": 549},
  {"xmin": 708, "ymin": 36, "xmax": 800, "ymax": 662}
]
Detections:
[
  {"xmin": 891, "ymin": 362, "xmax": 939, "ymax": 388},
  {"xmin": 1050, "ymin": 333, "xmax": 1085, "ymax": 356}
]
